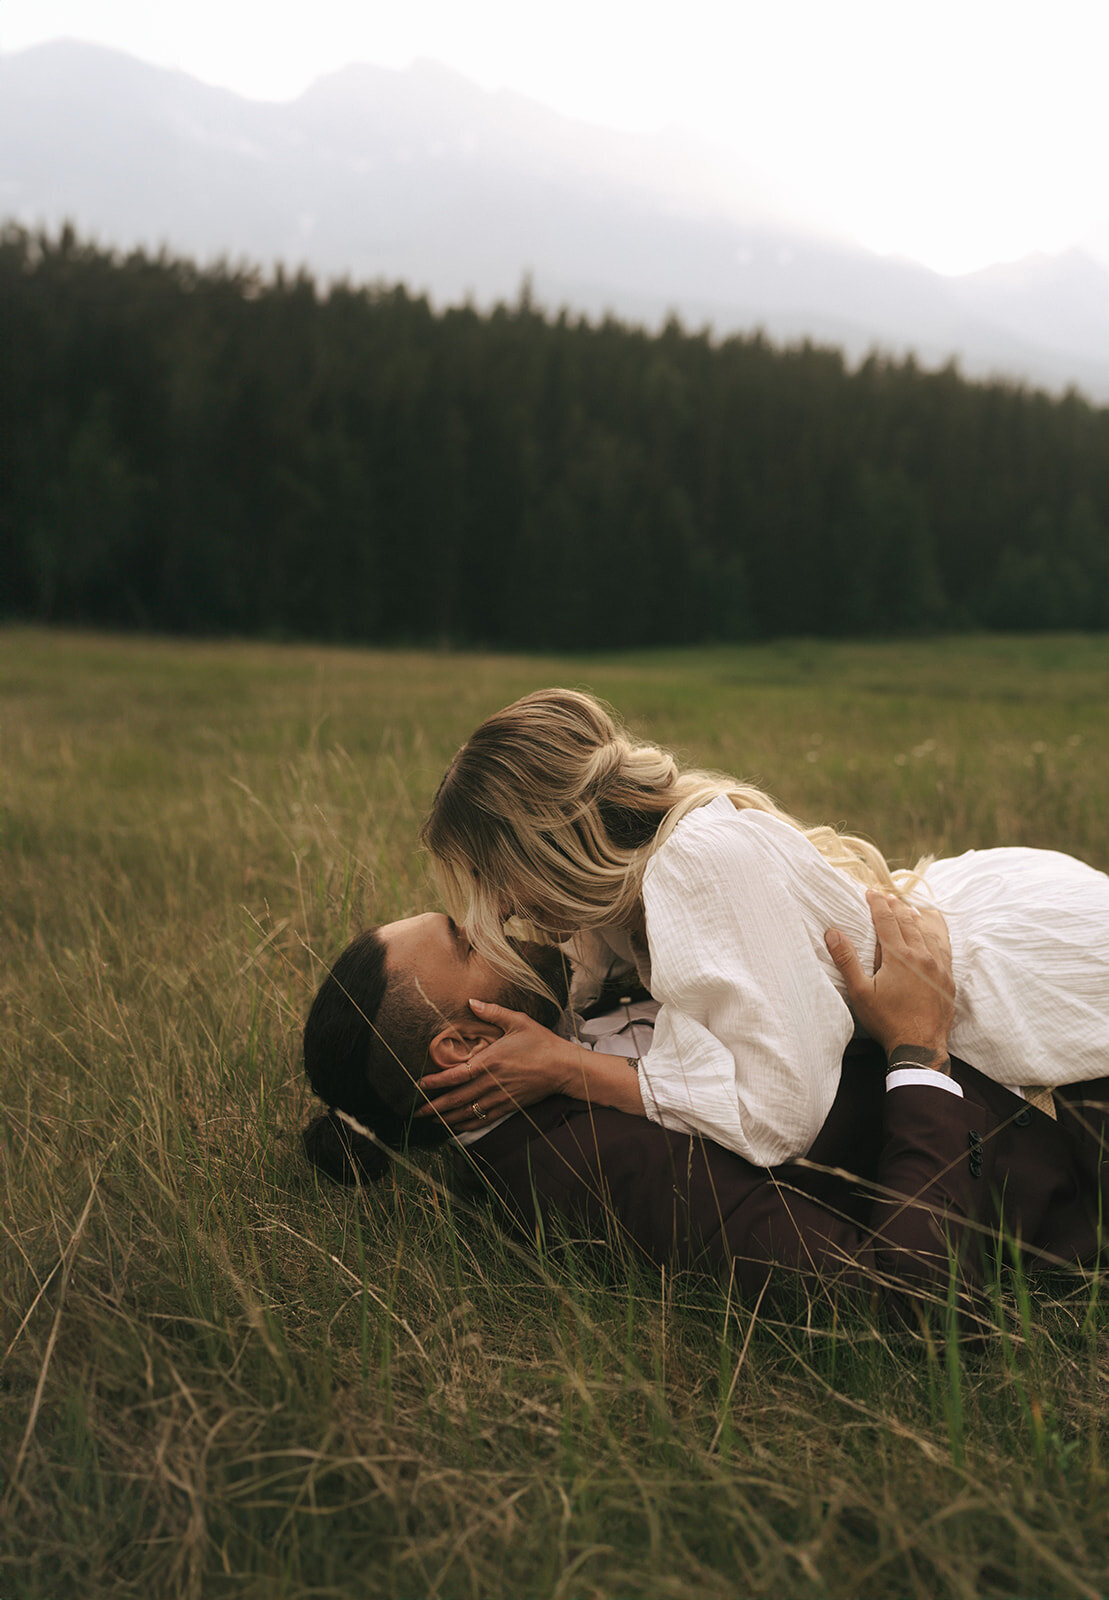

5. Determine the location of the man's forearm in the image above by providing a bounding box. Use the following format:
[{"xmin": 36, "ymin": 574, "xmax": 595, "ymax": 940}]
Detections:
[{"xmin": 887, "ymin": 1043, "xmax": 952, "ymax": 1076}]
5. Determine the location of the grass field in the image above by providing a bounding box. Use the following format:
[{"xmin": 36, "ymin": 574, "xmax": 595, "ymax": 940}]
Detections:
[{"xmin": 3, "ymin": 625, "xmax": 1109, "ymax": 1599}]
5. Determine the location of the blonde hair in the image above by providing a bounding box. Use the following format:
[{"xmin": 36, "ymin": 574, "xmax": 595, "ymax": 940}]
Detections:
[{"xmin": 423, "ymin": 688, "xmax": 909, "ymax": 1000}]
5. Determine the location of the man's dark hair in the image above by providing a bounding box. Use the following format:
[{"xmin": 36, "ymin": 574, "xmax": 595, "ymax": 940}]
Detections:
[
  {"xmin": 302, "ymin": 926, "xmax": 454, "ymax": 1185},
  {"xmin": 302, "ymin": 924, "xmax": 570, "ymax": 1185}
]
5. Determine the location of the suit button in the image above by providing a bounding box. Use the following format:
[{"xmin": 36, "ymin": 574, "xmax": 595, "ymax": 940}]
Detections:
[{"xmin": 1014, "ymin": 1109, "xmax": 1032, "ymax": 1127}]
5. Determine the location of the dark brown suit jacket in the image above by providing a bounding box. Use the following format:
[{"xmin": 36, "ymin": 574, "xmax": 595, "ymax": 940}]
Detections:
[{"xmin": 453, "ymin": 1043, "xmax": 1109, "ymax": 1316}]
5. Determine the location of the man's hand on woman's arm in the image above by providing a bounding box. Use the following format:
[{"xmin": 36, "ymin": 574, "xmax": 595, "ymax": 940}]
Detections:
[{"xmin": 825, "ymin": 890, "xmax": 955, "ymax": 1073}]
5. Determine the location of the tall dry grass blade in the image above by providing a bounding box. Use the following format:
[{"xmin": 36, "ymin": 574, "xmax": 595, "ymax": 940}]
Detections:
[{"xmin": 3, "ymin": 1165, "xmax": 101, "ymax": 1504}]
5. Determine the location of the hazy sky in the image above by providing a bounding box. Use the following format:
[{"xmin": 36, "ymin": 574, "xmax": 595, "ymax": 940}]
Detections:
[{"xmin": 3, "ymin": 0, "xmax": 1107, "ymax": 275}]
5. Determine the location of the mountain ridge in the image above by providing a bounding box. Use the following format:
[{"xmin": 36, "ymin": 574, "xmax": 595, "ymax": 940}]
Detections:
[{"xmin": 3, "ymin": 39, "xmax": 1107, "ymax": 401}]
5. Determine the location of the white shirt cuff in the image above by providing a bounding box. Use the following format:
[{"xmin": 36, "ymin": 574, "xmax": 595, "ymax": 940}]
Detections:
[{"xmin": 885, "ymin": 1067, "xmax": 964, "ymax": 1098}]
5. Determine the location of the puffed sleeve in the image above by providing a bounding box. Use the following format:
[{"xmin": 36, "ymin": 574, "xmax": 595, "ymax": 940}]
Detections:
[{"xmin": 637, "ymin": 802, "xmax": 854, "ymax": 1165}]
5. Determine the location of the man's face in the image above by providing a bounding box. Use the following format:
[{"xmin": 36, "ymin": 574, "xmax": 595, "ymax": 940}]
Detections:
[
  {"xmin": 378, "ymin": 913, "xmax": 567, "ymax": 1028},
  {"xmin": 378, "ymin": 913, "xmax": 507, "ymax": 1023}
]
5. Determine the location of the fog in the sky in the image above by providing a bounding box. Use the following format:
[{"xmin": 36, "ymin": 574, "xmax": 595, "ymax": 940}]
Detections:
[{"xmin": 2, "ymin": 0, "xmax": 1107, "ymax": 275}]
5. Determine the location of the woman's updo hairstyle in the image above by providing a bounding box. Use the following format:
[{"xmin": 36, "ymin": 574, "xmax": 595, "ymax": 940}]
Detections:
[
  {"xmin": 301, "ymin": 927, "xmax": 451, "ymax": 1186},
  {"xmin": 424, "ymin": 687, "xmax": 910, "ymax": 1004}
]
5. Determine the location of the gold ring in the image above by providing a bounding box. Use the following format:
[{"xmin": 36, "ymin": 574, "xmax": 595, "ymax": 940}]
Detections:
[{"xmin": 472, "ymin": 1102, "xmax": 487, "ymax": 1121}]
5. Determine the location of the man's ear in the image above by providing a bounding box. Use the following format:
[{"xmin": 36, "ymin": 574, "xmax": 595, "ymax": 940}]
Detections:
[{"xmin": 427, "ymin": 1017, "xmax": 501, "ymax": 1070}]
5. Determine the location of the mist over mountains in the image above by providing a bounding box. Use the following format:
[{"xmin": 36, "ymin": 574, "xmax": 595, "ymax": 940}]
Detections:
[{"xmin": 4, "ymin": 38, "xmax": 1109, "ymax": 402}]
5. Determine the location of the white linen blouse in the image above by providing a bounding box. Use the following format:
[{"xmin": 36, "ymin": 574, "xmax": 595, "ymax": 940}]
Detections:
[{"xmin": 595, "ymin": 795, "xmax": 1109, "ymax": 1167}]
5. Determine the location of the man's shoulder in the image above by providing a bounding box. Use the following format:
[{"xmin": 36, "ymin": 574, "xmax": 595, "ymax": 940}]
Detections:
[{"xmin": 457, "ymin": 1095, "xmax": 771, "ymax": 1217}]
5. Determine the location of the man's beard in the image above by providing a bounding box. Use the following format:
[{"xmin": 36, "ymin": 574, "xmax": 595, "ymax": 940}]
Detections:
[{"xmin": 499, "ymin": 939, "xmax": 571, "ymax": 1032}]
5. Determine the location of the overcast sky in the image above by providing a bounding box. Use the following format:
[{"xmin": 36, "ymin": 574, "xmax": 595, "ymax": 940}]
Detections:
[{"xmin": 3, "ymin": 0, "xmax": 1107, "ymax": 275}]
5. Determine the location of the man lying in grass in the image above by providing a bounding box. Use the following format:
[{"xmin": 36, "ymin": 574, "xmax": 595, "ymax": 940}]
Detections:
[{"xmin": 302, "ymin": 897, "xmax": 1109, "ymax": 1321}]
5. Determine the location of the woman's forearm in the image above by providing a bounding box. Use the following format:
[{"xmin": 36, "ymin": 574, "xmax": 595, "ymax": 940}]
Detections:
[
  {"xmin": 416, "ymin": 1001, "xmax": 648, "ymax": 1132},
  {"xmin": 560, "ymin": 1044, "xmax": 646, "ymax": 1118}
]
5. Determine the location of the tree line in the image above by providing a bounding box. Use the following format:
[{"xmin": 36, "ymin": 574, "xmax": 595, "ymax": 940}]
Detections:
[{"xmin": 4, "ymin": 222, "xmax": 1109, "ymax": 647}]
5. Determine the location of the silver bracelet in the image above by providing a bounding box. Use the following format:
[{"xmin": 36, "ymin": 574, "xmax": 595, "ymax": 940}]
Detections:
[{"xmin": 887, "ymin": 1045, "xmax": 951, "ymax": 1074}]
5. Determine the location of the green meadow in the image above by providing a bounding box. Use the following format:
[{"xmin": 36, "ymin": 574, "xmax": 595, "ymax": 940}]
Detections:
[{"xmin": 3, "ymin": 625, "xmax": 1109, "ymax": 1600}]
